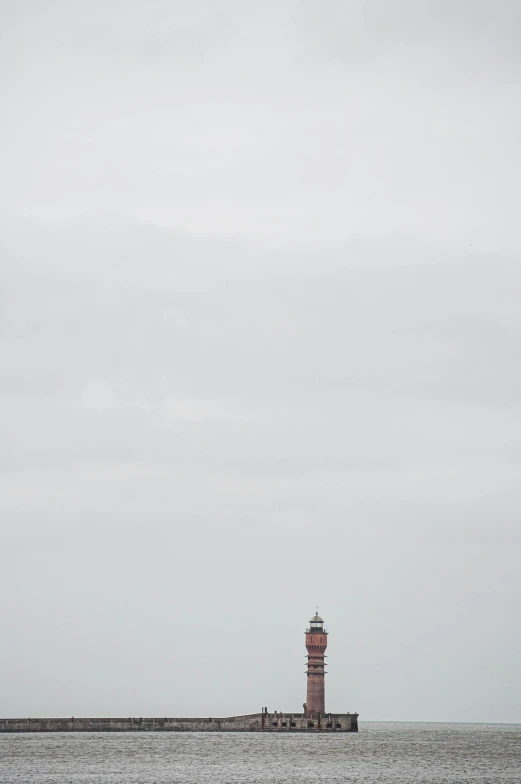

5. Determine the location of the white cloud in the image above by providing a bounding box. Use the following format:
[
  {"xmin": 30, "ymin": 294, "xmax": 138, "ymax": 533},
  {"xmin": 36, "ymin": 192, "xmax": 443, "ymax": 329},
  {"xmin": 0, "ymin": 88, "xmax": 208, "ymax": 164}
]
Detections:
[{"xmin": 81, "ymin": 379, "xmax": 253, "ymax": 424}]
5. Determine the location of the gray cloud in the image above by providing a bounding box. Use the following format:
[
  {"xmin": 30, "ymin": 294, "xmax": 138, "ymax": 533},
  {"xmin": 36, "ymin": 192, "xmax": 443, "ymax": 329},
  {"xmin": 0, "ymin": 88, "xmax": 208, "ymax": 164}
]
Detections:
[{"xmin": 295, "ymin": 0, "xmax": 521, "ymax": 73}]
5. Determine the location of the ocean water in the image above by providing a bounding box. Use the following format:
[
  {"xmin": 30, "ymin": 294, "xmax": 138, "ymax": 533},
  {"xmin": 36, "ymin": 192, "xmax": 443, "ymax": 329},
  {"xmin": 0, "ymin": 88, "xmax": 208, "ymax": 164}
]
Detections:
[{"xmin": 0, "ymin": 723, "xmax": 519, "ymax": 783}]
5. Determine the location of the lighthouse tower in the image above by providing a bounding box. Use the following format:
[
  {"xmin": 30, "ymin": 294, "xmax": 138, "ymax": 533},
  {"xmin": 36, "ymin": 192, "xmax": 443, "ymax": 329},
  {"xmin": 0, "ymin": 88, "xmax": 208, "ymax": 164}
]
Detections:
[{"xmin": 304, "ymin": 610, "xmax": 327, "ymax": 715}]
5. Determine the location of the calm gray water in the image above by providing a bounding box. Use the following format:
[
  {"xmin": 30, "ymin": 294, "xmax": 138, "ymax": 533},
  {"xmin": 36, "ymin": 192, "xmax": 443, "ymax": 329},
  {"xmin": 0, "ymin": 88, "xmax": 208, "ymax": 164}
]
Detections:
[{"xmin": 1, "ymin": 723, "xmax": 520, "ymax": 783}]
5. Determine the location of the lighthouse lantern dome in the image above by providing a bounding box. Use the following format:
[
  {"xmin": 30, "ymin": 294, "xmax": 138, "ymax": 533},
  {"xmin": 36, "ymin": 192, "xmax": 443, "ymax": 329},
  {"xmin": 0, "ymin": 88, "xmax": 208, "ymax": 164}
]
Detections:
[{"xmin": 308, "ymin": 610, "xmax": 325, "ymax": 631}]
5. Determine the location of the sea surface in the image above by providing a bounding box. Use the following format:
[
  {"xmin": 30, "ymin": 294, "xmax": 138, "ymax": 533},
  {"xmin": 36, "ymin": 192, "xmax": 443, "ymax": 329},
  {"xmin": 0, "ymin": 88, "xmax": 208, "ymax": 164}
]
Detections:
[{"xmin": 0, "ymin": 722, "xmax": 520, "ymax": 783}]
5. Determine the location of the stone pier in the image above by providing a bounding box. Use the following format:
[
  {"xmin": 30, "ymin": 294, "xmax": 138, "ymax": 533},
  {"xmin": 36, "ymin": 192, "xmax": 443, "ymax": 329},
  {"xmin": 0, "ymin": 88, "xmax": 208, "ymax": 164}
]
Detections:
[{"xmin": 0, "ymin": 712, "xmax": 358, "ymax": 733}]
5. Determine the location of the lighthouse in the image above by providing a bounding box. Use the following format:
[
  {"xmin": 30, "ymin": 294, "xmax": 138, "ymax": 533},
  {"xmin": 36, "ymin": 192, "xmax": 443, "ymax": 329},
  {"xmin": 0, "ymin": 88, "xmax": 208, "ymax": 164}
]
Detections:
[
  {"xmin": 0, "ymin": 604, "xmax": 359, "ymax": 733},
  {"xmin": 304, "ymin": 610, "xmax": 327, "ymax": 715}
]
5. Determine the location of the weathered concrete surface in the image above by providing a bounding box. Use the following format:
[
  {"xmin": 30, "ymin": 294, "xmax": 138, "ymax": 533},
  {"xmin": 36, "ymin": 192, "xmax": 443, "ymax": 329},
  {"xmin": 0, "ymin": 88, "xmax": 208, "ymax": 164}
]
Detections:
[{"xmin": 0, "ymin": 712, "xmax": 358, "ymax": 733}]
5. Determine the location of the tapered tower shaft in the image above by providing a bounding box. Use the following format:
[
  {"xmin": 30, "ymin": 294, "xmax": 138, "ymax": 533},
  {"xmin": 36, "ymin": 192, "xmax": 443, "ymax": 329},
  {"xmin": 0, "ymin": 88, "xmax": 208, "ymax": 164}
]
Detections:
[{"xmin": 305, "ymin": 611, "xmax": 327, "ymax": 715}]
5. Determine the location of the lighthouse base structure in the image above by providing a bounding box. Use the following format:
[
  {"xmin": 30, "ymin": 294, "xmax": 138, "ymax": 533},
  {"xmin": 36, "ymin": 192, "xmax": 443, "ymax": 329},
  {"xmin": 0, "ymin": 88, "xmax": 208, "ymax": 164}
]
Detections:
[{"xmin": 0, "ymin": 712, "xmax": 359, "ymax": 733}]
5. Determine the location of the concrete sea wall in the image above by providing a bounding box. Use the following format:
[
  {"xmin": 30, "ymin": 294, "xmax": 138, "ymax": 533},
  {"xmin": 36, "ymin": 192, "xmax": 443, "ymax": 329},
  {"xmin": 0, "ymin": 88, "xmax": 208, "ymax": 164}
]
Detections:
[{"xmin": 0, "ymin": 712, "xmax": 358, "ymax": 733}]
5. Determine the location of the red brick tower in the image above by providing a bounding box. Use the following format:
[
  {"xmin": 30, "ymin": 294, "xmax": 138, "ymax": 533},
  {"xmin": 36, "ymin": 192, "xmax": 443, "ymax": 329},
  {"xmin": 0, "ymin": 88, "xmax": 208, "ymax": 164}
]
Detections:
[{"xmin": 304, "ymin": 610, "xmax": 327, "ymax": 716}]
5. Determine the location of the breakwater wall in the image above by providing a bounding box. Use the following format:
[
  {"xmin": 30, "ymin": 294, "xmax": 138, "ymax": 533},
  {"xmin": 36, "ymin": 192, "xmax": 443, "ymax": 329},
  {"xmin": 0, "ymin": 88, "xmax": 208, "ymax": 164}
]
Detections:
[{"xmin": 0, "ymin": 712, "xmax": 358, "ymax": 733}]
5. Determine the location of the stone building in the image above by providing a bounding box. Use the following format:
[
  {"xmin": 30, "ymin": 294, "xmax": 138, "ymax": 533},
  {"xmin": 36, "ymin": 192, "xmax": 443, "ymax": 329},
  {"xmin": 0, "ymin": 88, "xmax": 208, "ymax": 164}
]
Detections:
[{"xmin": 304, "ymin": 610, "xmax": 328, "ymax": 715}]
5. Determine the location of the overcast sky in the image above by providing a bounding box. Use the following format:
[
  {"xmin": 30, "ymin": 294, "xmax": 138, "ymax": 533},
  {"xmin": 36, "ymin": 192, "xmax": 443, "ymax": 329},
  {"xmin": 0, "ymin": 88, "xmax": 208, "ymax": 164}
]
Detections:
[{"xmin": 1, "ymin": 1, "xmax": 520, "ymax": 724}]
